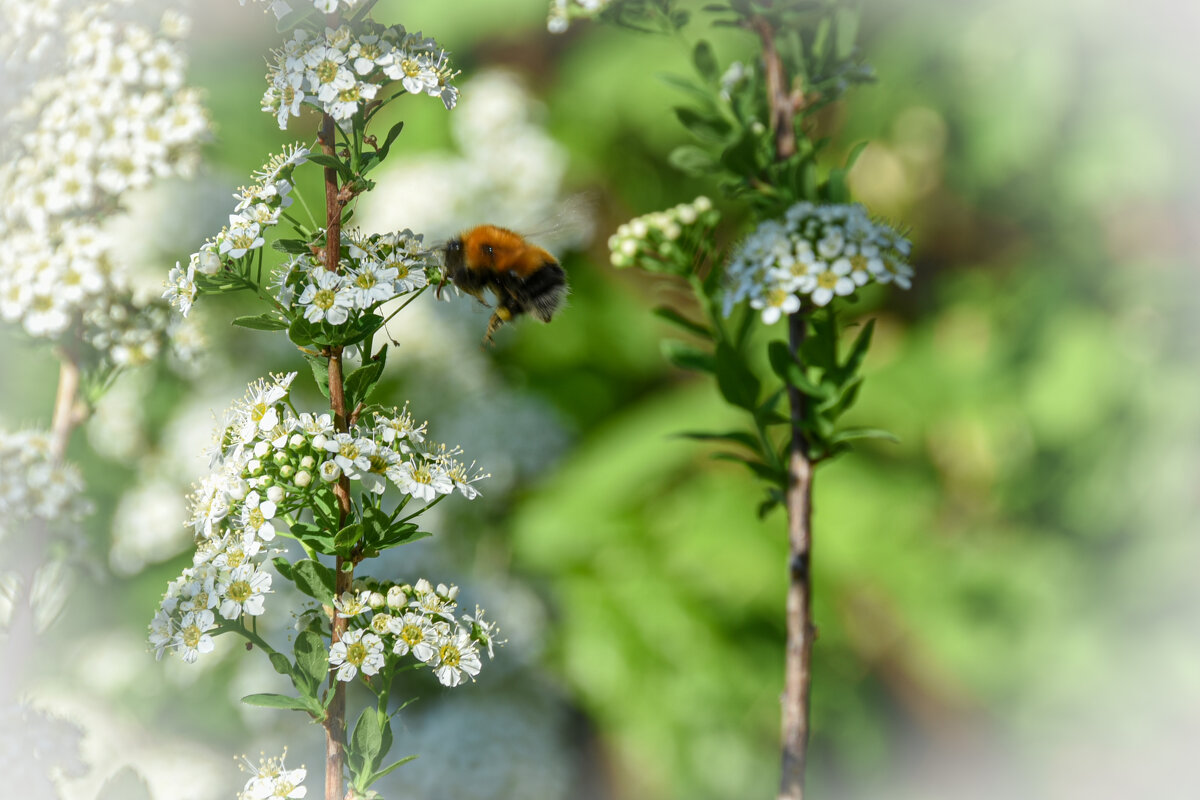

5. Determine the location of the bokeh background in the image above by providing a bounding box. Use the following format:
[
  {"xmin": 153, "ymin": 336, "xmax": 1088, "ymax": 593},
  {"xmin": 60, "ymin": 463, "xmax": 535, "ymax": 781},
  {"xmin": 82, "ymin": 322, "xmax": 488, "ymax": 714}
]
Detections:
[{"xmin": 3, "ymin": 0, "xmax": 1199, "ymax": 798}]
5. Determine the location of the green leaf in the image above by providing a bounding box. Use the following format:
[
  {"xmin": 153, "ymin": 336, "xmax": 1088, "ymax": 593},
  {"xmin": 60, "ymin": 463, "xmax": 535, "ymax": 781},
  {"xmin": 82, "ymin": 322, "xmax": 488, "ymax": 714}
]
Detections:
[
  {"xmin": 272, "ymin": 557, "xmax": 294, "ymax": 582},
  {"xmin": 293, "ymin": 630, "xmax": 328, "ymax": 696},
  {"xmin": 838, "ymin": 318, "xmax": 875, "ymax": 381},
  {"xmin": 306, "ymin": 354, "xmax": 331, "ymax": 399},
  {"xmin": 307, "ymin": 152, "xmax": 352, "ymax": 181},
  {"xmin": 657, "ymin": 73, "xmax": 716, "ymax": 107},
  {"xmin": 345, "ymin": 345, "xmax": 388, "ymax": 409},
  {"xmin": 232, "ymin": 313, "xmax": 289, "ymax": 331},
  {"xmin": 720, "ymin": 127, "xmax": 760, "ymax": 175},
  {"xmin": 711, "ymin": 452, "xmax": 786, "ymax": 485},
  {"xmin": 334, "ymin": 522, "xmax": 363, "ymax": 556},
  {"xmin": 832, "ymin": 427, "xmax": 899, "ymax": 445},
  {"xmin": 675, "ymin": 106, "xmax": 732, "ymax": 144},
  {"xmin": 271, "ymin": 238, "xmax": 312, "ymax": 255},
  {"xmin": 241, "ymin": 693, "xmax": 314, "ymax": 712},
  {"xmin": 288, "ymin": 521, "xmax": 335, "ymax": 553},
  {"xmin": 843, "ymin": 140, "xmax": 869, "ymax": 172},
  {"xmin": 291, "ymin": 559, "xmax": 336, "ymax": 604},
  {"xmin": 714, "ymin": 341, "xmax": 760, "ymax": 410},
  {"xmin": 368, "ymin": 756, "xmax": 417, "ymax": 787},
  {"xmin": 767, "ymin": 340, "xmax": 829, "ymax": 399},
  {"xmin": 350, "ymin": 709, "xmax": 385, "ymax": 781},
  {"xmin": 692, "ymin": 40, "xmax": 719, "ymax": 83},
  {"xmin": 288, "ymin": 317, "xmax": 315, "ymax": 347},
  {"xmin": 377, "ymin": 523, "xmax": 430, "ymax": 550},
  {"xmin": 677, "ymin": 430, "xmax": 763, "ymax": 455},
  {"xmin": 652, "ymin": 306, "xmax": 712, "ymax": 338},
  {"xmin": 375, "ymin": 120, "xmax": 405, "ymax": 161},
  {"xmin": 668, "ymin": 145, "xmax": 716, "ymax": 177},
  {"xmin": 662, "ymin": 340, "xmax": 715, "ymax": 373},
  {"xmin": 268, "ymin": 652, "xmax": 293, "ymax": 678}
]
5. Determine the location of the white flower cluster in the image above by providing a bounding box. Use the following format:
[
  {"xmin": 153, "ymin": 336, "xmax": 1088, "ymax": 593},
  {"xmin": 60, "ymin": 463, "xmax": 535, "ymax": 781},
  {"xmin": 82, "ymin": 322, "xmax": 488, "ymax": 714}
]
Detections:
[
  {"xmin": 240, "ymin": 0, "xmax": 362, "ymax": 19},
  {"xmin": 149, "ymin": 374, "xmax": 487, "ymax": 663},
  {"xmin": 608, "ymin": 196, "xmax": 718, "ymax": 273},
  {"xmin": 276, "ymin": 229, "xmax": 432, "ymax": 325},
  {"xmin": 164, "ymin": 145, "xmax": 310, "ymax": 317},
  {"xmin": 724, "ymin": 202, "xmax": 914, "ymax": 324},
  {"xmin": 237, "ymin": 749, "xmax": 306, "ymax": 800},
  {"xmin": 0, "ymin": 430, "xmax": 90, "ymax": 543},
  {"xmin": 330, "ymin": 579, "xmax": 501, "ymax": 688},
  {"xmin": 547, "ymin": 0, "xmax": 613, "ymax": 33},
  {"xmin": 262, "ymin": 22, "xmax": 459, "ymax": 130},
  {"xmin": 0, "ymin": 2, "xmax": 207, "ymax": 364},
  {"xmin": 2, "ymin": 5, "xmax": 207, "ymax": 231}
]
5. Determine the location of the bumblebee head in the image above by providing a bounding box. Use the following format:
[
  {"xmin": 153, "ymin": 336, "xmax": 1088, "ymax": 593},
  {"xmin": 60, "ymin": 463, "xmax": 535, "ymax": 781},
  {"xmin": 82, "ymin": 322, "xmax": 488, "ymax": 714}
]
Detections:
[{"xmin": 442, "ymin": 236, "xmax": 465, "ymax": 271}]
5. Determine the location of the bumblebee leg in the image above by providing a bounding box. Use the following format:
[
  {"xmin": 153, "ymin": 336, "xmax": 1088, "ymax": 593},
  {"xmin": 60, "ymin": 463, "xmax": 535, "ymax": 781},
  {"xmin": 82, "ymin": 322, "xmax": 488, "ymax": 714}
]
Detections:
[{"xmin": 482, "ymin": 306, "xmax": 513, "ymax": 346}]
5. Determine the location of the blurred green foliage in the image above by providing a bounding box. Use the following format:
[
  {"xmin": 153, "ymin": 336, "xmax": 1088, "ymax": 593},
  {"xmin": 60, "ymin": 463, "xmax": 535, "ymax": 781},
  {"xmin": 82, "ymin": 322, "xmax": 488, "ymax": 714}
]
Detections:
[{"xmin": 4, "ymin": 0, "xmax": 1197, "ymax": 798}]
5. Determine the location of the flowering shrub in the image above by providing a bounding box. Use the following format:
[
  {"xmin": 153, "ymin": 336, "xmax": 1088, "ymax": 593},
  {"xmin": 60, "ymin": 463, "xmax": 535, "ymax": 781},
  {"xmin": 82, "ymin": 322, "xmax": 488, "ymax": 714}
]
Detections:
[{"xmin": 150, "ymin": 2, "xmax": 502, "ymax": 796}]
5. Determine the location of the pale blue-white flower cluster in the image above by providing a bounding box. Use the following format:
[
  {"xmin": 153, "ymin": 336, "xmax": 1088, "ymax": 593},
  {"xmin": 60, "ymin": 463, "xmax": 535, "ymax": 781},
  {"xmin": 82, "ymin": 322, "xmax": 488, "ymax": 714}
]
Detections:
[
  {"xmin": 262, "ymin": 22, "xmax": 459, "ymax": 130},
  {"xmin": 724, "ymin": 202, "xmax": 914, "ymax": 324}
]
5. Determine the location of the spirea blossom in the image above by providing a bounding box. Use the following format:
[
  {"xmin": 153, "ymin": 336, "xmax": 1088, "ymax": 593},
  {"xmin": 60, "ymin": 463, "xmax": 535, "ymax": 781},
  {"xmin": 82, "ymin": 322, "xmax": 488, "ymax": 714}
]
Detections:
[
  {"xmin": 273, "ymin": 228, "xmax": 435, "ymax": 326},
  {"xmin": 237, "ymin": 749, "xmax": 307, "ymax": 800},
  {"xmin": 149, "ymin": 374, "xmax": 488, "ymax": 665},
  {"xmin": 261, "ymin": 21, "xmax": 459, "ymax": 129},
  {"xmin": 328, "ymin": 577, "xmax": 500, "ymax": 687},
  {"xmin": 165, "ymin": 144, "xmax": 309, "ymax": 316},
  {"xmin": 724, "ymin": 201, "xmax": 914, "ymax": 323}
]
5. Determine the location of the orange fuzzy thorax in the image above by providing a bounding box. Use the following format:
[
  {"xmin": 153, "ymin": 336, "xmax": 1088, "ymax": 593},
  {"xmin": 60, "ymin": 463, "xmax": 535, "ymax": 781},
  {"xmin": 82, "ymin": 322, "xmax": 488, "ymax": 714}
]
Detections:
[{"xmin": 460, "ymin": 225, "xmax": 558, "ymax": 278}]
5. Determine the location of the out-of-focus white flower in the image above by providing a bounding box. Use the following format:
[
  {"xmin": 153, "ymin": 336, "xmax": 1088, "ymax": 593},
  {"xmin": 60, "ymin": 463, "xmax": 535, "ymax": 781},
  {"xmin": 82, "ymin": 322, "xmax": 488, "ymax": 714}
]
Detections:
[{"xmin": 547, "ymin": 0, "xmax": 613, "ymax": 32}]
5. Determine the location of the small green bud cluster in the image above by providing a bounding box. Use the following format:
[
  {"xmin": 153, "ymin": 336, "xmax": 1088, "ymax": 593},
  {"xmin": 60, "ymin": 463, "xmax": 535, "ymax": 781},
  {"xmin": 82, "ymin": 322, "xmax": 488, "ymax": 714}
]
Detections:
[{"xmin": 608, "ymin": 196, "xmax": 719, "ymax": 274}]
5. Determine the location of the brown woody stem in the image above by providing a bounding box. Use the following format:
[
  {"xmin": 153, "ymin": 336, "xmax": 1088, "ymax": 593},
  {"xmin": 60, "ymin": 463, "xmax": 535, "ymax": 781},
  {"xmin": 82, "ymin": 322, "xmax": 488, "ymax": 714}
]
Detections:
[
  {"xmin": 780, "ymin": 314, "xmax": 815, "ymax": 800},
  {"xmin": 752, "ymin": 13, "xmax": 813, "ymax": 800},
  {"xmin": 319, "ymin": 107, "xmax": 354, "ymax": 800}
]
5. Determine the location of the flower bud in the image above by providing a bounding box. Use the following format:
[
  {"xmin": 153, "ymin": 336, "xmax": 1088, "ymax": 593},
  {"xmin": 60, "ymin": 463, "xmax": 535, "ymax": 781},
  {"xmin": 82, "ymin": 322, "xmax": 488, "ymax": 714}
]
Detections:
[
  {"xmin": 294, "ymin": 470, "xmax": 312, "ymax": 487},
  {"xmin": 386, "ymin": 586, "xmax": 406, "ymax": 609},
  {"xmin": 289, "ymin": 434, "xmax": 305, "ymax": 449},
  {"xmin": 312, "ymin": 434, "xmax": 328, "ymax": 451},
  {"xmin": 368, "ymin": 592, "xmax": 386, "ymax": 609},
  {"xmin": 267, "ymin": 486, "xmax": 285, "ymax": 504}
]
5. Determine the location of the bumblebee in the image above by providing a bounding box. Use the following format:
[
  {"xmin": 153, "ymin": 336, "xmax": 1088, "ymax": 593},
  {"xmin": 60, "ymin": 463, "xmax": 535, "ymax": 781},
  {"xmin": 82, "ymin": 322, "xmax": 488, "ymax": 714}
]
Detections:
[{"xmin": 440, "ymin": 225, "xmax": 568, "ymax": 344}]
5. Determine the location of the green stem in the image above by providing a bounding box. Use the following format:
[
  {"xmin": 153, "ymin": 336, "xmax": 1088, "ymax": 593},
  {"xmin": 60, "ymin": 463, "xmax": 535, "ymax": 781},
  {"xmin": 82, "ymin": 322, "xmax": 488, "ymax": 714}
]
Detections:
[{"xmin": 394, "ymin": 492, "xmax": 446, "ymax": 525}]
